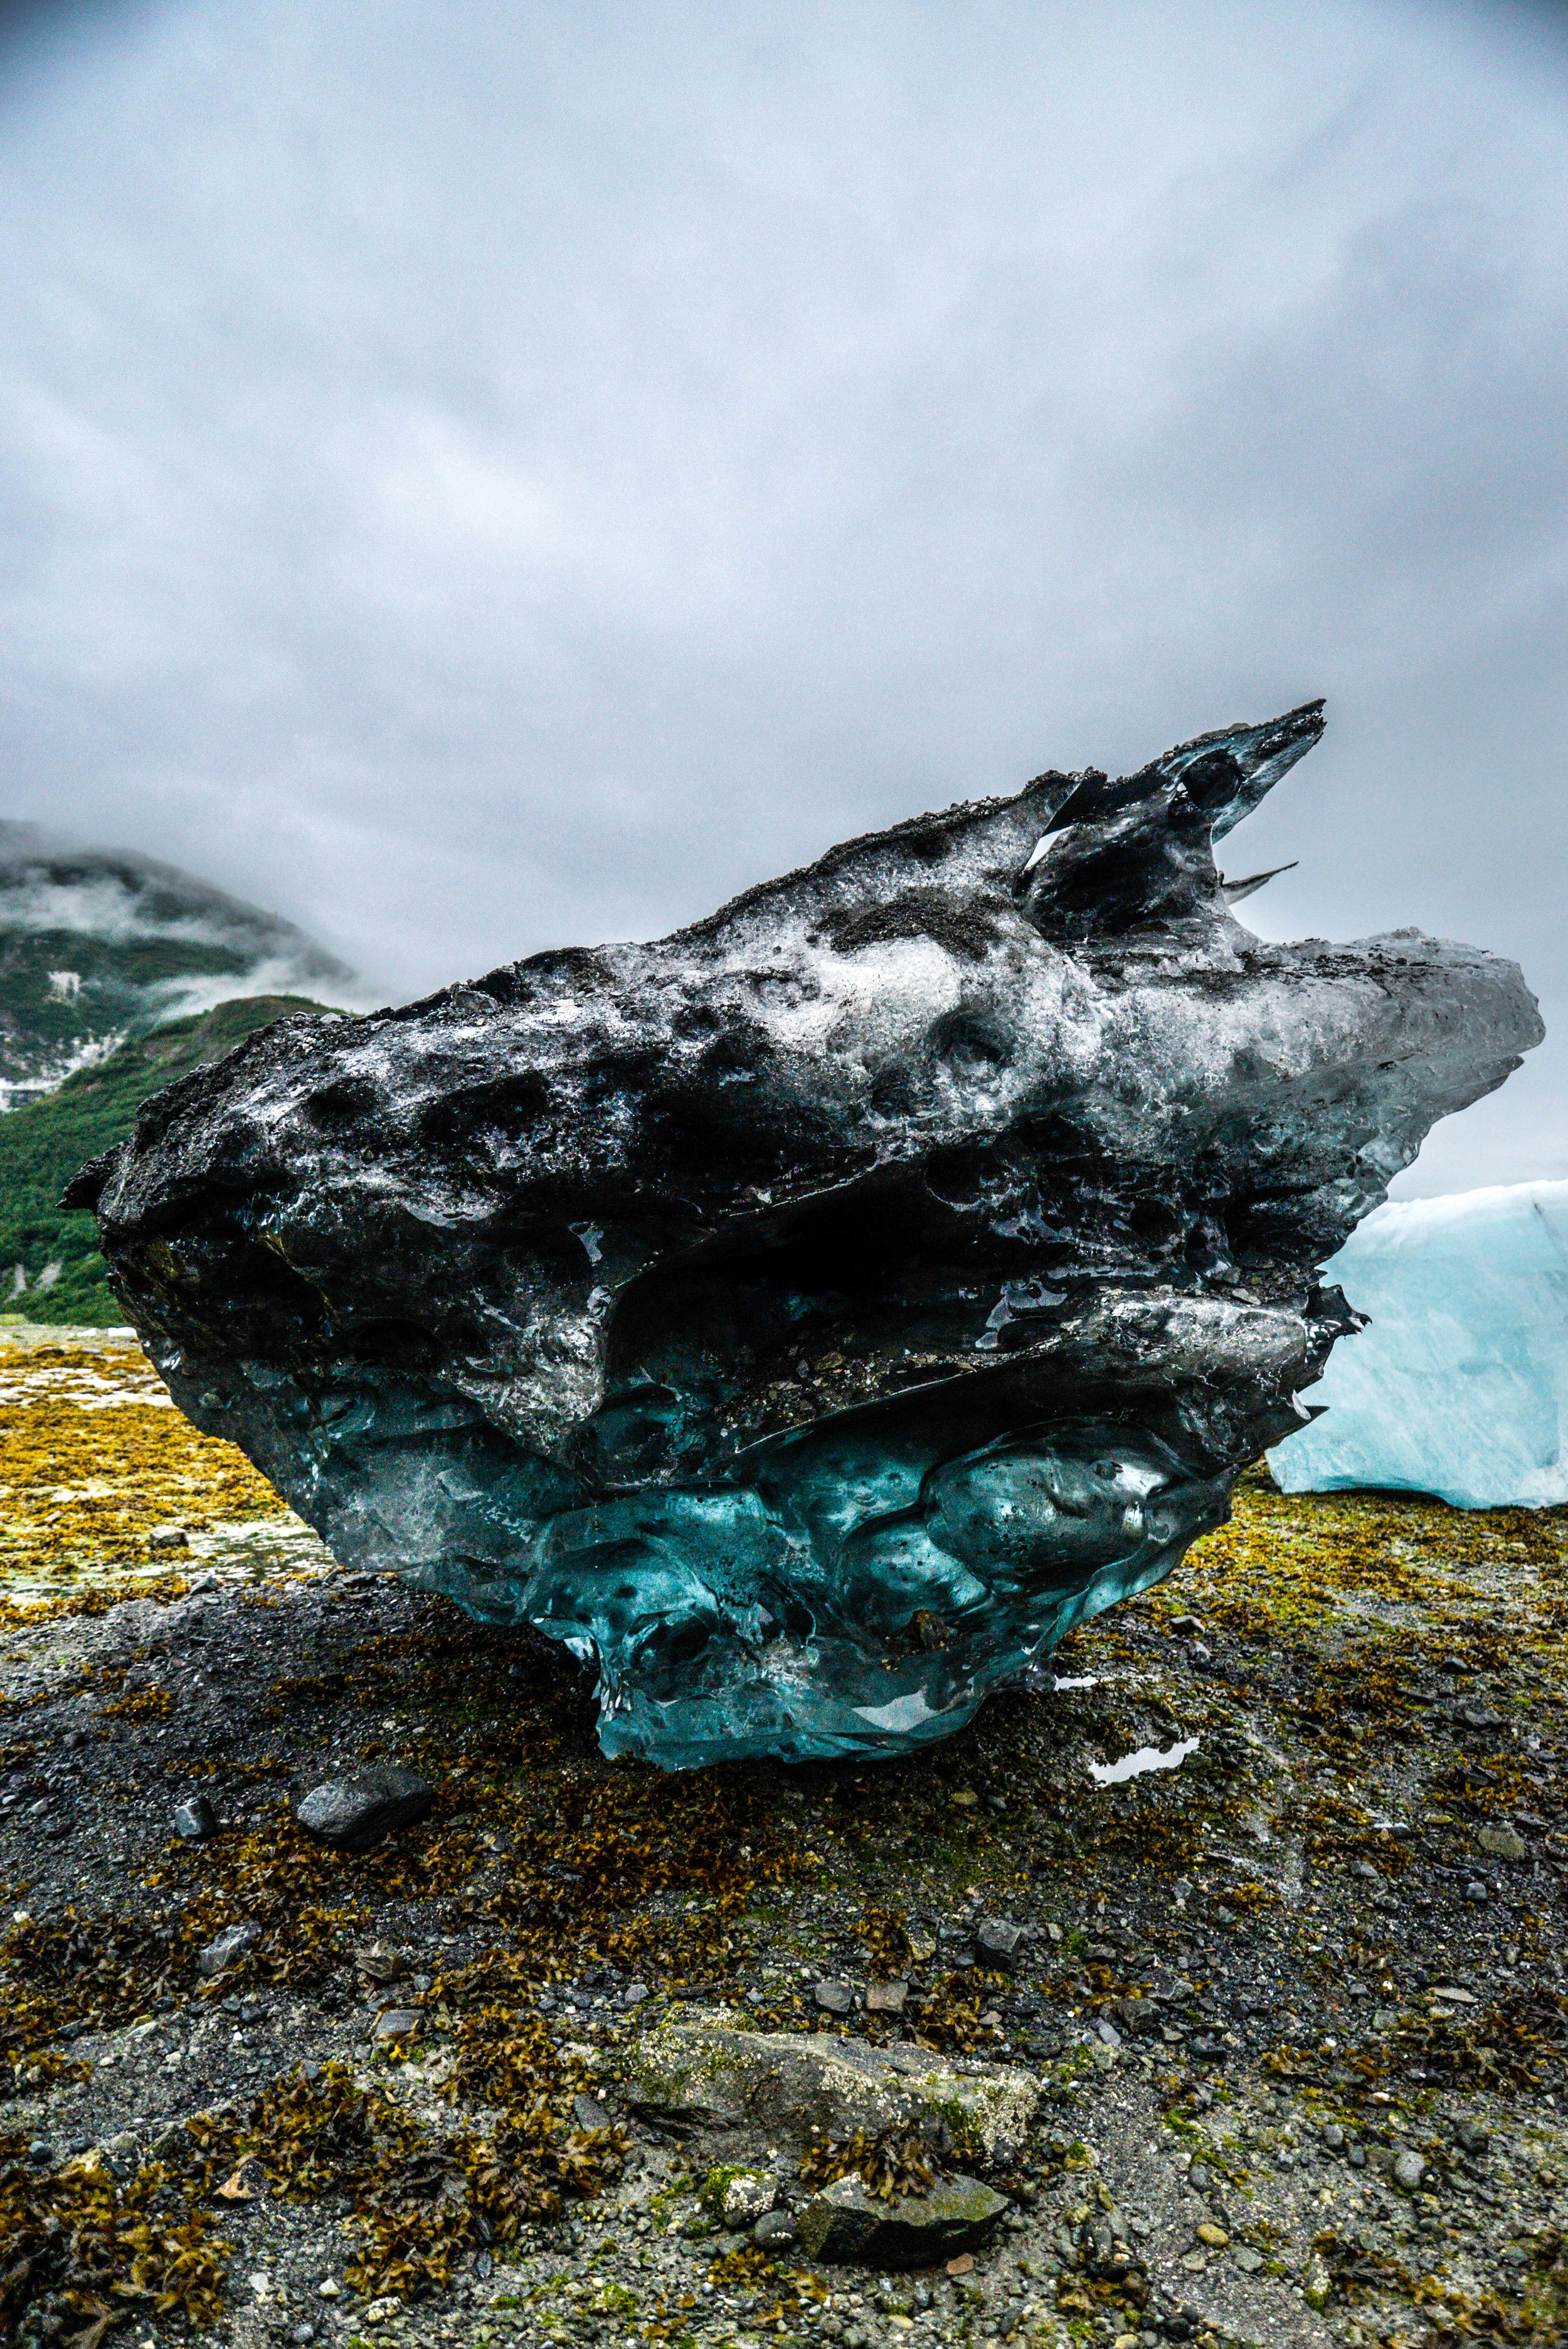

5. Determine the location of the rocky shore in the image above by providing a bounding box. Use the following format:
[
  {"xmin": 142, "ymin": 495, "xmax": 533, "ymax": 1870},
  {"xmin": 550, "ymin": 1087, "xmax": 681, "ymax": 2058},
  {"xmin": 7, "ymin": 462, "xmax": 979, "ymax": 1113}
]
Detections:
[{"xmin": 3, "ymin": 1331, "xmax": 1566, "ymax": 2349}]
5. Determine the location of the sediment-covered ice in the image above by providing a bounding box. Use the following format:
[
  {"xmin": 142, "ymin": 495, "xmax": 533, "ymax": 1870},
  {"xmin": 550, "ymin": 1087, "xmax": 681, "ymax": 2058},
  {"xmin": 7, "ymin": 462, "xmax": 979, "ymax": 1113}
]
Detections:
[
  {"xmin": 70, "ymin": 703, "xmax": 1543, "ymax": 1764},
  {"xmin": 1269, "ymin": 1181, "xmax": 1568, "ymax": 1510}
]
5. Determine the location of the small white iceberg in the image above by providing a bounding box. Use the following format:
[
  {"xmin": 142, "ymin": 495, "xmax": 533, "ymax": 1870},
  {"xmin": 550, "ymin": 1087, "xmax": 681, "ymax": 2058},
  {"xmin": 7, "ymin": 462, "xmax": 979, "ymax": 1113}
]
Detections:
[{"xmin": 1270, "ymin": 1179, "xmax": 1568, "ymax": 1509}]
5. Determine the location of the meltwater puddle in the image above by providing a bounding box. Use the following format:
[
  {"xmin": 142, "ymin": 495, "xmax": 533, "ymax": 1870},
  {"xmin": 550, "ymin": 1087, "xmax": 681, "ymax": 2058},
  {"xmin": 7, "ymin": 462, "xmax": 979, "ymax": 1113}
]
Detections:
[{"xmin": 1090, "ymin": 1735, "xmax": 1200, "ymax": 1784}]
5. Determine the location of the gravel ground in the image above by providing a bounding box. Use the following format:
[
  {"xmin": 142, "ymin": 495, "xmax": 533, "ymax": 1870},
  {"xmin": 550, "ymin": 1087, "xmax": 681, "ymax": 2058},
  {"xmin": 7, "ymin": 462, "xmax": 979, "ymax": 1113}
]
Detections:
[{"xmin": 3, "ymin": 1330, "xmax": 1567, "ymax": 2349}]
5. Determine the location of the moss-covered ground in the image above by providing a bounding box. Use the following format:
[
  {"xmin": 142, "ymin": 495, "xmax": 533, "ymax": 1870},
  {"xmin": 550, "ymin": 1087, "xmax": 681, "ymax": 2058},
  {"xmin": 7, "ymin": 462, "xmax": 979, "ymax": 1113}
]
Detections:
[{"xmin": 2, "ymin": 1333, "xmax": 1565, "ymax": 2349}]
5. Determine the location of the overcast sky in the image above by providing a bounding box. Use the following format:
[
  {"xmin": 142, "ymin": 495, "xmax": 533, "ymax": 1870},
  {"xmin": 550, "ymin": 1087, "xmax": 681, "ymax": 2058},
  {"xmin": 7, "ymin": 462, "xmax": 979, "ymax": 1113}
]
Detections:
[{"xmin": 1, "ymin": 0, "xmax": 1564, "ymax": 1194}]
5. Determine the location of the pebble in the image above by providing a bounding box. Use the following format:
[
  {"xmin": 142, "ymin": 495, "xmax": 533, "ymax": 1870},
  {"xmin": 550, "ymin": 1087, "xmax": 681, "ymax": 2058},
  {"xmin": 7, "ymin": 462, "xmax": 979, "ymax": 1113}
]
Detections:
[
  {"xmin": 975, "ymin": 1916, "xmax": 1022, "ymax": 1970},
  {"xmin": 866, "ymin": 1978, "xmax": 908, "ymax": 2014},
  {"xmin": 296, "ymin": 1764, "xmax": 434, "ymax": 1853},
  {"xmin": 173, "ymin": 1793, "xmax": 219, "ymax": 1840},
  {"xmin": 815, "ymin": 1978, "xmax": 854, "ymax": 2014},
  {"xmin": 753, "ymin": 2209, "xmax": 798, "ymax": 2251},
  {"xmin": 1195, "ymin": 2222, "xmax": 1228, "ymax": 2247},
  {"xmin": 1464, "ymin": 1879, "xmax": 1489, "ymax": 1903},
  {"xmin": 371, "ymin": 2008, "xmax": 423, "ymax": 2039},
  {"xmin": 572, "ymin": 2092, "xmax": 612, "ymax": 2132},
  {"xmin": 147, "ymin": 1525, "xmax": 189, "ymax": 1550},
  {"xmin": 1393, "ymin": 2150, "xmax": 1426, "ymax": 2193},
  {"xmin": 1454, "ymin": 2119, "xmax": 1490, "ymax": 2156}
]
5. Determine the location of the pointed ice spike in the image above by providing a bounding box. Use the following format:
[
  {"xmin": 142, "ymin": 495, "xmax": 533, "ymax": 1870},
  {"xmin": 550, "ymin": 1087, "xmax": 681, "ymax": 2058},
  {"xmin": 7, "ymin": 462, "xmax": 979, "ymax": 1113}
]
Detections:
[
  {"xmin": 1044, "ymin": 699, "xmax": 1325, "ymax": 838},
  {"xmin": 1221, "ymin": 860, "xmax": 1300, "ymax": 904}
]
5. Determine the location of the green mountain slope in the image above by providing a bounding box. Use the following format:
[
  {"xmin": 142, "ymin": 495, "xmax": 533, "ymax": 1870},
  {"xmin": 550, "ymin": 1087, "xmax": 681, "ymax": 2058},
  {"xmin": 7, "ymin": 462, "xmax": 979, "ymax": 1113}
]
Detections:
[
  {"xmin": 0, "ymin": 820, "xmax": 353, "ymax": 1110},
  {"xmin": 0, "ymin": 995, "xmax": 336, "ymax": 1325}
]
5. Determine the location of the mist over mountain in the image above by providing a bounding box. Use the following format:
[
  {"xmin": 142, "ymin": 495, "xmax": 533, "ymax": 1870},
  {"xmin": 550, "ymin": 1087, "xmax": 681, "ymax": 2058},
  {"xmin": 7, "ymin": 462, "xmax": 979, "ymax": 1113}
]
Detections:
[{"xmin": 0, "ymin": 820, "xmax": 356, "ymax": 1112}]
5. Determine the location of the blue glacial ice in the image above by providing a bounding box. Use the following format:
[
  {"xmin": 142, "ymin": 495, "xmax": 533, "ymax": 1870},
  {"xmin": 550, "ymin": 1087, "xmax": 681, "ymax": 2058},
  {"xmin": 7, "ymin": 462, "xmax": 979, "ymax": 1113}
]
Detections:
[
  {"xmin": 72, "ymin": 703, "xmax": 1544, "ymax": 1765},
  {"xmin": 1269, "ymin": 1181, "xmax": 1568, "ymax": 1510}
]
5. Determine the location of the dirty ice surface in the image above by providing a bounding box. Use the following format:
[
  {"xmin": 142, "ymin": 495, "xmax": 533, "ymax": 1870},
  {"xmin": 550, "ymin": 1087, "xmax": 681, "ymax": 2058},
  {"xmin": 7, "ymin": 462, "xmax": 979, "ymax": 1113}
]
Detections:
[{"xmin": 1270, "ymin": 1180, "xmax": 1568, "ymax": 1509}]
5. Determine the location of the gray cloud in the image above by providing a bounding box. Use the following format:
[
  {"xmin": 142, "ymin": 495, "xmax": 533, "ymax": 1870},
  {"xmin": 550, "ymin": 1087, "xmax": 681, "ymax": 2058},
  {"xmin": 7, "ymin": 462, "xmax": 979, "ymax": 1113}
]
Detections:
[{"xmin": 1, "ymin": 0, "xmax": 1564, "ymax": 1194}]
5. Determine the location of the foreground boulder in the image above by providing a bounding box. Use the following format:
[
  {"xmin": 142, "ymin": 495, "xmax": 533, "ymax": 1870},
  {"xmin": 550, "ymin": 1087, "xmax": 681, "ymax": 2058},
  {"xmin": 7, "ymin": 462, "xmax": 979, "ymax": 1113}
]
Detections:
[
  {"xmin": 627, "ymin": 2007, "xmax": 1037, "ymax": 2158},
  {"xmin": 72, "ymin": 703, "xmax": 1541, "ymax": 1766},
  {"xmin": 295, "ymin": 1765, "xmax": 433, "ymax": 1853},
  {"xmin": 796, "ymin": 2171, "xmax": 1008, "ymax": 2268}
]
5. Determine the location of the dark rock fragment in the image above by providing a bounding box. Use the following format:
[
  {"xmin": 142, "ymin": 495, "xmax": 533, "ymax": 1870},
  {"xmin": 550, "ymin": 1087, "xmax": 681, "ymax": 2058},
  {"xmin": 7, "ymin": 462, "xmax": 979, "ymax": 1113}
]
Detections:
[
  {"xmin": 295, "ymin": 1766, "xmax": 433, "ymax": 1853},
  {"xmin": 753, "ymin": 2208, "xmax": 798, "ymax": 2251},
  {"xmin": 975, "ymin": 1917, "xmax": 1022, "ymax": 1970},
  {"xmin": 173, "ymin": 1793, "xmax": 218, "ymax": 1840},
  {"xmin": 370, "ymin": 2007, "xmax": 422, "ymax": 2039},
  {"xmin": 796, "ymin": 2171, "xmax": 1007, "ymax": 2267}
]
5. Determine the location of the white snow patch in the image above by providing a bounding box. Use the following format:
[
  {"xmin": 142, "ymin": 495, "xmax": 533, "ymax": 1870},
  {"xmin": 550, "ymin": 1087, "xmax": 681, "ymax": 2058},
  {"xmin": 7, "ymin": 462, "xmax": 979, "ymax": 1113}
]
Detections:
[{"xmin": 1090, "ymin": 1736, "xmax": 1200, "ymax": 1785}]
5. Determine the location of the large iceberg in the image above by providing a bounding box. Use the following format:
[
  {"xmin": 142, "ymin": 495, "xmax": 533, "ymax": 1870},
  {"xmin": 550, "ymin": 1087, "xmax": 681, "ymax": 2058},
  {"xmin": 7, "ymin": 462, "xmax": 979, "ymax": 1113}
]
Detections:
[
  {"xmin": 66, "ymin": 703, "xmax": 1542, "ymax": 1766},
  {"xmin": 1269, "ymin": 1180, "xmax": 1568, "ymax": 1509}
]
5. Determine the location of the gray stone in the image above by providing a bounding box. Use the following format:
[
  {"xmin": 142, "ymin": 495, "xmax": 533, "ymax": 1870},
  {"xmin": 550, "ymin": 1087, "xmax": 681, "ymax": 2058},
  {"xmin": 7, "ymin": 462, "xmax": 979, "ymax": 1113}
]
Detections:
[
  {"xmin": 753, "ymin": 2208, "xmax": 798, "ymax": 2251},
  {"xmin": 295, "ymin": 1766, "xmax": 433, "ymax": 1853},
  {"xmin": 627, "ymin": 2007, "xmax": 1038, "ymax": 2157},
  {"xmin": 815, "ymin": 1978, "xmax": 855, "ymax": 2014},
  {"xmin": 796, "ymin": 2172, "xmax": 1007, "ymax": 2269},
  {"xmin": 198, "ymin": 1921, "xmax": 261, "ymax": 1977},
  {"xmin": 147, "ymin": 1525, "xmax": 188, "ymax": 1550},
  {"xmin": 1478, "ymin": 1825, "xmax": 1528, "ymax": 1864},
  {"xmin": 572, "ymin": 2092, "xmax": 612, "ymax": 2133},
  {"xmin": 1393, "ymin": 2150, "xmax": 1426, "ymax": 2194},
  {"xmin": 866, "ymin": 1980, "xmax": 908, "ymax": 2015},
  {"xmin": 703, "ymin": 2168, "xmax": 775, "ymax": 2227},
  {"xmin": 173, "ymin": 1793, "xmax": 218, "ymax": 1840},
  {"xmin": 974, "ymin": 1917, "xmax": 1022, "ymax": 1971},
  {"xmin": 371, "ymin": 2007, "xmax": 423, "ymax": 2040},
  {"xmin": 353, "ymin": 1941, "xmax": 412, "ymax": 1984},
  {"xmin": 1454, "ymin": 2119, "xmax": 1490, "ymax": 2156}
]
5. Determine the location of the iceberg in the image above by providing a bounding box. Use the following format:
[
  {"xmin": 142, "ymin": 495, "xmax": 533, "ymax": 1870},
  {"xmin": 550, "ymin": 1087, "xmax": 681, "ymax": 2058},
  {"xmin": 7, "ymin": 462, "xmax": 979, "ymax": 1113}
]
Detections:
[
  {"xmin": 1269, "ymin": 1180, "xmax": 1568, "ymax": 1509},
  {"xmin": 66, "ymin": 702, "xmax": 1542, "ymax": 1765}
]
